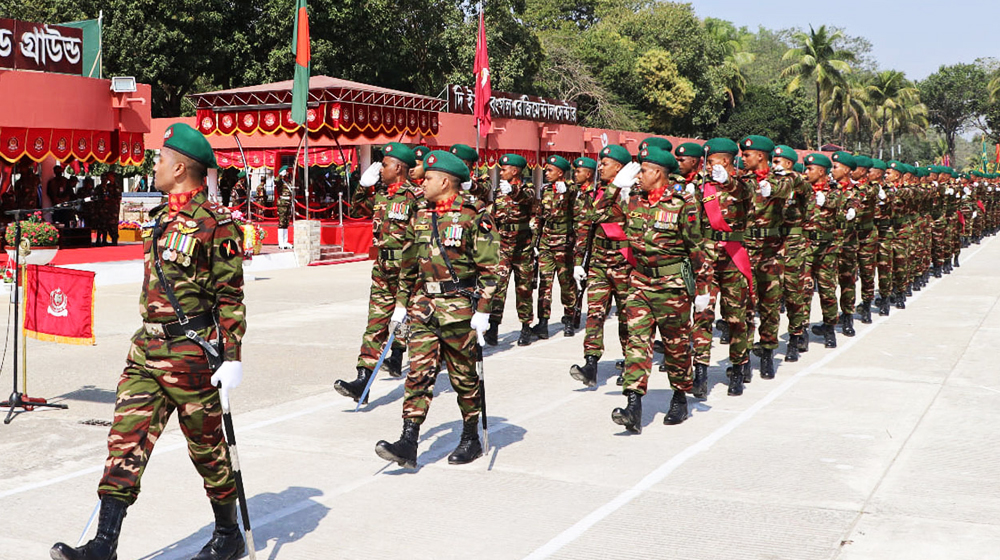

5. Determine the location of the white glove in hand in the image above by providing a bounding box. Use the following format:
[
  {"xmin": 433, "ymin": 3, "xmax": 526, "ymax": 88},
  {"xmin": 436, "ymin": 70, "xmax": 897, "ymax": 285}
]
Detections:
[
  {"xmin": 532, "ymin": 246, "xmax": 539, "ymax": 257},
  {"xmin": 470, "ymin": 311, "xmax": 491, "ymax": 346},
  {"xmin": 573, "ymin": 265, "xmax": 587, "ymax": 289},
  {"xmin": 694, "ymin": 294, "xmax": 711, "ymax": 313},
  {"xmin": 964, "ymin": 187, "xmax": 972, "ymax": 196},
  {"xmin": 211, "ymin": 361, "xmax": 243, "ymax": 411},
  {"xmin": 815, "ymin": 191, "xmax": 826, "ymax": 208},
  {"xmin": 461, "ymin": 180, "xmax": 473, "ymax": 191},
  {"xmin": 389, "ymin": 307, "xmax": 407, "ymax": 335},
  {"xmin": 759, "ymin": 180, "xmax": 772, "ymax": 198},
  {"xmin": 973, "ymin": 211, "xmax": 978, "ymax": 219},
  {"xmin": 878, "ymin": 188, "xmax": 887, "ymax": 200},
  {"xmin": 498, "ymin": 180, "xmax": 512, "ymax": 195},
  {"xmin": 359, "ymin": 162, "xmax": 383, "ymax": 188},
  {"xmin": 945, "ymin": 187, "xmax": 954, "ymax": 195},
  {"xmin": 613, "ymin": 161, "xmax": 642, "ymax": 188},
  {"xmin": 685, "ymin": 183, "xmax": 696, "ymax": 195},
  {"xmin": 846, "ymin": 208, "xmax": 856, "ymax": 221},
  {"xmin": 711, "ymin": 164, "xmax": 729, "ymax": 183},
  {"xmin": 555, "ymin": 181, "xmax": 567, "ymax": 194},
  {"xmin": 618, "ymin": 185, "xmax": 631, "ymax": 203}
]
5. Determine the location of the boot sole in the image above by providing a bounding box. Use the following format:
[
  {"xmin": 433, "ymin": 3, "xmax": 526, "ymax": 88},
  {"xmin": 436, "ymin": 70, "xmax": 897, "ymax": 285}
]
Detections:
[
  {"xmin": 727, "ymin": 386, "xmax": 744, "ymax": 396},
  {"xmin": 375, "ymin": 444, "xmax": 416, "ymax": 468},
  {"xmin": 663, "ymin": 413, "xmax": 688, "ymax": 425},
  {"xmin": 448, "ymin": 448, "xmax": 484, "ymax": 465},
  {"xmin": 611, "ymin": 410, "xmax": 641, "ymax": 434},
  {"xmin": 334, "ymin": 382, "xmax": 365, "ymax": 403}
]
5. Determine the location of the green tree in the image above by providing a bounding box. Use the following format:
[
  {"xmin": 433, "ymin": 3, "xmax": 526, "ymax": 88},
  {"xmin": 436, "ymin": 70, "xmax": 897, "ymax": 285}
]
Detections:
[
  {"xmin": 712, "ymin": 83, "xmax": 812, "ymax": 147},
  {"xmin": 781, "ymin": 25, "xmax": 855, "ymax": 148},
  {"xmin": 822, "ymin": 77, "xmax": 868, "ymax": 146},
  {"xmin": 703, "ymin": 18, "xmax": 755, "ymax": 108},
  {"xmin": 919, "ymin": 63, "xmax": 988, "ymax": 163},
  {"xmin": 865, "ymin": 70, "xmax": 923, "ymax": 157},
  {"xmin": 635, "ymin": 48, "xmax": 696, "ymax": 131}
]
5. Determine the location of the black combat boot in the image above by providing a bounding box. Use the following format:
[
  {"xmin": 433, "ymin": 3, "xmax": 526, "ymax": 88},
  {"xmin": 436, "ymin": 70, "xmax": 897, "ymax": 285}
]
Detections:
[
  {"xmin": 611, "ymin": 391, "xmax": 642, "ymax": 434},
  {"xmin": 943, "ymin": 261, "xmax": 952, "ymax": 274},
  {"xmin": 615, "ymin": 360, "xmax": 625, "ymax": 386},
  {"xmin": 570, "ymin": 355, "xmax": 600, "ymax": 387},
  {"xmin": 912, "ymin": 278, "xmax": 922, "ymax": 291},
  {"xmin": 517, "ymin": 322, "xmax": 533, "ymax": 346},
  {"xmin": 798, "ymin": 330, "xmax": 810, "ymax": 352},
  {"xmin": 841, "ymin": 312, "xmax": 856, "ymax": 337},
  {"xmin": 718, "ymin": 320, "xmax": 731, "ymax": 344},
  {"xmin": 653, "ymin": 339, "xmax": 666, "ymax": 354},
  {"xmin": 933, "ymin": 265, "xmax": 943, "ymax": 278},
  {"xmin": 954, "ymin": 254, "xmax": 960, "ymax": 268},
  {"xmin": 334, "ymin": 367, "xmax": 372, "ymax": 404},
  {"xmin": 563, "ymin": 321, "xmax": 575, "ymax": 337},
  {"xmin": 823, "ymin": 323, "xmax": 837, "ymax": 348},
  {"xmin": 859, "ymin": 301, "xmax": 873, "ymax": 324},
  {"xmin": 484, "ymin": 319, "xmax": 500, "ymax": 346},
  {"xmin": 727, "ymin": 362, "xmax": 745, "ymax": 396},
  {"xmin": 191, "ymin": 501, "xmax": 245, "ymax": 560},
  {"xmin": 879, "ymin": 296, "xmax": 891, "ymax": 316},
  {"xmin": 375, "ymin": 419, "xmax": 420, "ymax": 468},
  {"xmin": 905, "ymin": 282, "xmax": 913, "ymax": 296},
  {"xmin": 692, "ymin": 363, "xmax": 709, "ymax": 398},
  {"xmin": 532, "ymin": 318, "xmax": 550, "ymax": 339},
  {"xmin": 923, "ymin": 271, "xmax": 931, "ymax": 285},
  {"xmin": 447, "ymin": 418, "xmax": 483, "ymax": 465},
  {"xmin": 785, "ymin": 335, "xmax": 800, "ymax": 363},
  {"xmin": 384, "ymin": 346, "xmax": 404, "ymax": 378},
  {"xmin": 50, "ymin": 497, "xmax": 128, "ymax": 560},
  {"xmin": 759, "ymin": 348, "xmax": 775, "ymax": 379},
  {"xmin": 894, "ymin": 291, "xmax": 906, "ymax": 309},
  {"xmin": 663, "ymin": 390, "xmax": 689, "ymax": 425}
]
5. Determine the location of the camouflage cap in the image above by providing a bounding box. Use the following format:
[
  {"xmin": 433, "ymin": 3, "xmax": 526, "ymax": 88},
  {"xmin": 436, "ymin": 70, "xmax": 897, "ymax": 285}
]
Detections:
[
  {"xmin": 639, "ymin": 137, "xmax": 674, "ymax": 153},
  {"xmin": 574, "ymin": 156, "xmax": 597, "ymax": 170},
  {"xmin": 740, "ymin": 135, "xmax": 775, "ymax": 154},
  {"xmin": 599, "ymin": 144, "xmax": 632, "ymax": 165},
  {"xmin": 382, "ymin": 142, "xmax": 416, "ymax": 167},
  {"xmin": 772, "ymin": 145, "xmax": 798, "ymax": 164},
  {"xmin": 674, "ymin": 142, "xmax": 704, "ymax": 158},
  {"xmin": 704, "ymin": 138, "xmax": 740, "ymax": 156},
  {"xmin": 804, "ymin": 153, "xmax": 832, "ymax": 169},
  {"xmin": 163, "ymin": 122, "xmax": 217, "ymax": 168},
  {"xmin": 500, "ymin": 153, "xmax": 528, "ymax": 168},
  {"xmin": 831, "ymin": 151, "xmax": 856, "ymax": 170},
  {"xmin": 546, "ymin": 155, "xmax": 571, "ymax": 173},
  {"xmin": 424, "ymin": 150, "xmax": 471, "ymax": 182},
  {"xmin": 449, "ymin": 143, "xmax": 479, "ymax": 163},
  {"xmin": 639, "ymin": 146, "xmax": 679, "ymax": 173}
]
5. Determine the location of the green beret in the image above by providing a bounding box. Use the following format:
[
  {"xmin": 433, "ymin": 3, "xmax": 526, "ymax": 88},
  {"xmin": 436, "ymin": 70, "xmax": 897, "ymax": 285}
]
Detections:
[
  {"xmin": 500, "ymin": 153, "xmax": 528, "ymax": 169},
  {"xmin": 639, "ymin": 137, "xmax": 673, "ymax": 153},
  {"xmin": 638, "ymin": 146, "xmax": 678, "ymax": 173},
  {"xmin": 740, "ymin": 135, "xmax": 775, "ymax": 154},
  {"xmin": 915, "ymin": 167, "xmax": 928, "ymax": 178},
  {"xmin": 900, "ymin": 164, "xmax": 916, "ymax": 175},
  {"xmin": 704, "ymin": 138, "xmax": 740, "ymax": 156},
  {"xmin": 853, "ymin": 155, "xmax": 872, "ymax": 169},
  {"xmin": 598, "ymin": 144, "xmax": 632, "ymax": 165},
  {"xmin": 278, "ymin": 165, "xmax": 290, "ymax": 176},
  {"xmin": 545, "ymin": 155, "xmax": 571, "ymax": 173},
  {"xmin": 382, "ymin": 142, "xmax": 416, "ymax": 168},
  {"xmin": 735, "ymin": 156, "xmax": 744, "ymax": 170},
  {"xmin": 772, "ymin": 145, "xmax": 798, "ymax": 164},
  {"xmin": 424, "ymin": 150, "xmax": 470, "ymax": 182},
  {"xmin": 831, "ymin": 151, "xmax": 856, "ymax": 169},
  {"xmin": 574, "ymin": 157, "xmax": 597, "ymax": 171},
  {"xmin": 237, "ymin": 170, "xmax": 247, "ymax": 179},
  {"xmin": 793, "ymin": 163, "xmax": 805, "ymax": 173},
  {"xmin": 163, "ymin": 122, "xmax": 217, "ymax": 168},
  {"xmin": 887, "ymin": 160, "xmax": 904, "ymax": 171},
  {"xmin": 870, "ymin": 158, "xmax": 887, "ymax": 170},
  {"xmin": 950, "ymin": 169, "xmax": 959, "ymax": 178},
  {"xmin": 803, "ymin": 153, "xmax": 832, "ymax": 169},
  {"xmin": 674, "ymin": 142, "xmax": 704, "ymax": 158},
  {"xmin": 449, "ymin": 143, "xmax": 479, "ymax": 163},
  {"xmin": 412, "ymin": 146, "xmax": 430, "ymax": 161}
]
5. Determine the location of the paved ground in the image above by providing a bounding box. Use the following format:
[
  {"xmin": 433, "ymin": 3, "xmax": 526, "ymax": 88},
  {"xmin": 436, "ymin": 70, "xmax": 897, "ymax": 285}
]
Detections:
[{"xmin": 1, "ymin": 237, "xmax": 998, "ymax": 559}]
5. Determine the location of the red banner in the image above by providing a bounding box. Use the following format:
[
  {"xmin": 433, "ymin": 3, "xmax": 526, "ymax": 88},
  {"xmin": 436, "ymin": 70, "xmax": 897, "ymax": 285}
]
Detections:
[
  {"xmin": 91, "ymin": 130, "xmax": 114, "ymax": 163},
  {"xmin": 71, "ymin": 130, "xmax": 91, "ymax": 161},
  {"xmin": 197, "ymin": 109, "xmax": 217, "ymax": 135},
  {"xmin": 217, "ymin": 113, "xmax": 238, "ymax": 136},
  {"xmin": 259, "ymin": 110, "xmax": 281, "ymax": 134},
  {"xmin": 199, "ymin": 103, "xmax": 440, "ymax": 137},
  {"xmin": 238, "ymin": 111, "xmax": 259, "ymax": 135},
  {"xmin": 0, "ymin": 127, "xmax": 27, "ymax": 162},
  {"xmin": 24, "ymin": 265, "xmax": 96, "ymax": 345},
  {"xmin": 51, "ymin": 129, "xmax": 73, "ymax": 160},
  {"xmin": 24, "ymin": 129, "xmax": 52, "ymax": 162}
]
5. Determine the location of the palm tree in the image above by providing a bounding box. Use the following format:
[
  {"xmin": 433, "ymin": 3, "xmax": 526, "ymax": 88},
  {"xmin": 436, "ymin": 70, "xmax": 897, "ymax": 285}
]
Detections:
[
  {"xmin": 704, "ymin": 18, "xmax": 756, "ymax": 108},
  {"xmin": 822, "ymin": 77, "xmax": 869, "ymax": 146},
  {"xmin": 781, "ymin": 25, "xmax": 855, "ymax": 147},
  {"xmin": 989, "ymin": 73, "xmax": 1000, "ymax": 103},
  {"xmin": 866, "ymin": 70, "xmax": 922, "ymax": 157}
]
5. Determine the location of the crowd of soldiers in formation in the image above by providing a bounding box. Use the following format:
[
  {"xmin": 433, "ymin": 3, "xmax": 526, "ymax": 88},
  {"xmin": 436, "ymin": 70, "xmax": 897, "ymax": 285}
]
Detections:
[{"xmin": 334, "ymin": 136, "xmax": 999, "ymax": 467}]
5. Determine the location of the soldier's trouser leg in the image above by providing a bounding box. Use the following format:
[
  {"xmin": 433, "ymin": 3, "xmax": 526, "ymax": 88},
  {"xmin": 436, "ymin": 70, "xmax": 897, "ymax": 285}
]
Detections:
[
  {"xmin": 692, "ymin": 279, "xmax": 718, "ymax": 366},
  {"xmin": 838, "ymin": 233, "xmax": 858, "ymax": 313},
  {"xmin": 876, "ymin": 230, "xmax": 894, "ymax": 297},
  {"xmin": 99, "ymin": 365, "xmax": 235, "ymax": 506},
  {"xmin": 932, "ymin": 219, "xmax": 946, "ymax": 267},
  {"xmin": 554, "ymin": 247, "xmax": 577, "ymax": 313},
  {"xmin": 490, "ymin": 242, "xmax": 515, "ymax": 322},
  {"xmin": 536, "ymin": 247, "xmax": 557, "ymax": 321},
  {"xmin": 357, "ymin": 264, "xmax": 403, "ymax": 370},
  {"xmin": 892, "ymin": 228, "xmax": 909, "ymax": 293},
  {"xmin": 511, "ymin": 246, "xmax": 535, "ymax": 324},
  {"xmin": 748, "ymin": 242, "xmax": 783, "ymax": 350},
  {"xmin": 720, "ymin": 267, "xmax": 750, "ymax": 365},
  {"xmin": 583, "ymin": 265, "xmax": 614, "ymax": 359},
  {"xmin": 403, "ymin": 319, "xmax": 481, "ymax": 425},
  {"xmin": 609, "ymin": 266, "xmax": 631, "ymax": 355},
  {"xmin": 622, "ymin": 279, "xmax": 692, "ymax": 395},
  {"xmin": 857, "ymin": 229, "xmax": 878, "ymax": 302},
  {"xmin": 809, "ymin": 242, "xmax": 839, "ymax": 325},
  {"xmin": 782, "ymin": 235, "xmax": 809, "ymax": 335}
]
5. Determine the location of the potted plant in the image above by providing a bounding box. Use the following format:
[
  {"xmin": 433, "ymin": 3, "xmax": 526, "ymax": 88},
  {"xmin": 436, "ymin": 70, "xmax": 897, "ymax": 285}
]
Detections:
[
  {"xmin": 118, "ymin": 220, "xmax": 142, "ymax": 243},
  {"xmin": 5, "ymin": 212, "xmax": 60, "ymax": 265},
  {"xmin": 231, "ymin": 210, "xmax": 267, "ymax": 256}
]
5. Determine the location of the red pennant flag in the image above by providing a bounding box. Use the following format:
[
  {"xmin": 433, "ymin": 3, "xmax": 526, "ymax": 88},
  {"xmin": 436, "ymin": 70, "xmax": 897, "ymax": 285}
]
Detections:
[
  {"xmin": 473, "ymin": 10, "xmax": 492, "ymax": 137},
  {"xmin": 24, "ymin": 265, "xmax": 96, "ymax": 345}
]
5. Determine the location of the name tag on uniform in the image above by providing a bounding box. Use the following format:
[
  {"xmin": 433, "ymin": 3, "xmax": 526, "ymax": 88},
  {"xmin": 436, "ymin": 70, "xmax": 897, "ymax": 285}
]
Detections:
[{"xmin": 415, "ymin": 223, "xmax": 430, "ymax": 231}]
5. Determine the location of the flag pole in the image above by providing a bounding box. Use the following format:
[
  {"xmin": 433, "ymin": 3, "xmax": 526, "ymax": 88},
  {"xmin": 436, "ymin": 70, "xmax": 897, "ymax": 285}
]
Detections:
[{"xmin": 304, "ymin": 124, "xmax": 310, "ymax": 221}]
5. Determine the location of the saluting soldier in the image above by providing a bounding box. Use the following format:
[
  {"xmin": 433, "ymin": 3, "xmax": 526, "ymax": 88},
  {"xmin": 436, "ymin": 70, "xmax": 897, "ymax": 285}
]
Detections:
[
  {"xmin": 802, "ymin": 154, "xmax": 844, "ymax": 348},
  {"xmin": 336, "ymin": 143, "xmax": 420, "ymax": 403},
  {"xmin": 450, "ymin": 143, "xmax": 490, "ymax": 202},
  {"xmin": 51, "ymin": 123, "xmax": 247, "ymax": 560},
  {"xmin": 485, "ymin": 153, "xmax": 538, "ymax": 347},
  {"xmin": 831, "ymin": 152, "xmax": 862, "ymax": 337},
  {"xmin": 850, "ymin": 156, "xmax": 879, "ymax": 324},
  {"xmin": 771, "ymin": 145, "xmax": 812, "ymax": 363},
  {"xmin": 533, "ymin": 155, "xmax": 578, "ymax": 339},
  {"xmin": 869, "ymin": 158, "xmax": 894, "ymax": 317},
  {"xmin": 409, "ymin": 145, "xmax": 429, "ymax": 190},
  {"xmin": 375, "ymin": 150, "xmax": 499, "ymax": 468},
  {"xmin": 275, "ymin": 166, "xmax": 294, "ymax": 249}
]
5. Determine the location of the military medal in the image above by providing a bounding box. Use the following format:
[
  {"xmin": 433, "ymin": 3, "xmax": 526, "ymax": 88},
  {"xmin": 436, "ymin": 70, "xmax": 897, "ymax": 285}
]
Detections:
[
  {"xmin": 162, "ymin": 248, "xmax": 175, "ymax": 262},
  {"xmin": 182, "ymin": 255, "xmax": 192, "ymax": 267}
]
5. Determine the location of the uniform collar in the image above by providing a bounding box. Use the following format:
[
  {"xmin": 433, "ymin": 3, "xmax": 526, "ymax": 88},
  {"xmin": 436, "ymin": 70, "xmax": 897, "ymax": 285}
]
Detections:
[{"xmin": 167, "ymin": 187, "xmax": 205, "ymax": 218}]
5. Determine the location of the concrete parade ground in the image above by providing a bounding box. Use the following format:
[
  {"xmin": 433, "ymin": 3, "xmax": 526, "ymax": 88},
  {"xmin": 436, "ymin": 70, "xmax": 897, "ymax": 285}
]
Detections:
[{"xmin": 1, "ymin": 237, "xmax": 999, "ymax": 560}]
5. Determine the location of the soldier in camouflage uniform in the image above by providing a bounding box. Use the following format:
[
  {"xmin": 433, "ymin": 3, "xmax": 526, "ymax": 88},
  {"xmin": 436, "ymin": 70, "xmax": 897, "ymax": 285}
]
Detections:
[
  {"xmin": 375, "ymin": 150, "xmax": 499, "ymax": 468},
  {"xmin": 336, "ymin": 143, "xmax": 420, "ymax": 404},
  {"xmin": 869, "ymin": 159, "xmax": 894, "ymax": 317},
  {"xmin": 485, "ymin": 153, "xmax": 538, "ymax": 347},
  {"xmin": 831, "ymin": 152, "xmax": 862, "ymax": 338},
  {"xmin": 851, "ymin": 156, "xmax": 879, "ymax": 325},
  {"xmin": 450, "ymin": 143, "xmax": 491, "ymax": 202},
  {"xmin": 52, "ymin": 123, "xmax": 247, "ymax": 560},
  {"xmin": 611, "ymin": 146, "xmax": 711, "ymax": 432},
  {"xmin": 772, "ymin": 145, "xmax": 812, "ymax": 363},
  {"xmin": 533, "ymin": 155, "xmax": 578, "ymax": 338},
  {"xmin": 569, "ymin": 145, "xmax": 634, "ymax": 387},
  {"xmin": 276, "ymin": 166, "xmax": 294, "ymax": 249},
  {"xmin": 802, "ymin": 153, "xmax": 844, "ymax": 349},
  {"xmin": 886, "ymin": 161, "xmax": 912, "ymax": 308}
]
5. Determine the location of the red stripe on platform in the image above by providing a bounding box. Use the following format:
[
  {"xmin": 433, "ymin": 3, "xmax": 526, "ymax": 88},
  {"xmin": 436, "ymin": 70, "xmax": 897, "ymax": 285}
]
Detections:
[{"xmin": 0, "ymin": 243, "xmax": 144, "ymax": 266}]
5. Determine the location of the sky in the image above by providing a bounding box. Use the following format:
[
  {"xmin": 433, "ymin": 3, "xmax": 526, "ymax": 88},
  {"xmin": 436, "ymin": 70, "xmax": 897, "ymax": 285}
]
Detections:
[{"xmin": 693, "ymin": 0, "xmax": 999, "ymax": 81}]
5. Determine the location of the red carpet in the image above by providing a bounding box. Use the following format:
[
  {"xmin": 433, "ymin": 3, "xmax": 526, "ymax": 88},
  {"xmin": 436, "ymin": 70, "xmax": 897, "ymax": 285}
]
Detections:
[{"xmin": 0, "ymin": 243, "xmax": 144, "ymax": 266}]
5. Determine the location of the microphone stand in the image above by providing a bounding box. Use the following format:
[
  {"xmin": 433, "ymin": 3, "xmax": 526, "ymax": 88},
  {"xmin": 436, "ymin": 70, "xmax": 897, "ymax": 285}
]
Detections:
[{"xmin": 1, "ymin": 204, "xmax": 75, "ymax": 424}]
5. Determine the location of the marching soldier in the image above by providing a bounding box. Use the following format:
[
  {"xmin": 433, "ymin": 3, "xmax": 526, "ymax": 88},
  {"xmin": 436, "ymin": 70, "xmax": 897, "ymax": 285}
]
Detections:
[
  {"xmin": 802, "ymin": 153, "xmax": 844, "ymax": 349},
  {"xmin": 831, "ymin": 151, "xmax": 862, "ymax": 338},
  {"xmin": 51, "ymin": 123, "xmax": 247, "ymax": 560},
  {"xmin": 886, "ymin": 161, "xmax": 912, "ymax": 308},
  {"xmin": 569, "ymin": 145, "xmax": 633, "ymax": 387},
  {"xmin": 375, "ymin": 150, "xmax": 499, "ymax": 467},
  {"xmin": 485, "ymin": 154, "xmax": 538, "ymax": 347},
  {"xmin": 851, "ymin": 156, "xmax": 879, "ymax": 324},
  {"xmin": 450, "ymin": 143, "xmax": 490, "ymax": 202},
  {"xmin": 336, "ymin": 143, "xmax": 420, "ymax": 403},
  {"xmin": 275, "ymin": 166, "xmax": 293, "ymax": 249},
  {"xmin": 611, "ymin": 146, "xmax": 711, "ymax": 432},
  {"xmin": 409, "ymin": 146, "xmax": 428, "ymax": 188},
  {"xmin": 869, "ymin": 158, "xmax": 894, "ymax": 317},
  {"xmin": 772, "ymin": 145, "xmax": 812, "ymax": 363},
  {"xmin": 533, "ymin": 155, "xmax": 578, "ymax": 338}
]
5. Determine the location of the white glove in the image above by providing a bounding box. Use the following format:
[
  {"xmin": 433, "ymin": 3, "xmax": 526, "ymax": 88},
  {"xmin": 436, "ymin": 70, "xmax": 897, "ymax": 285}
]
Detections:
[
  {"xmin": 613, "ymin": 161, "xmax": 642, "ymax": 188},
  {"xmin": 694, "ymin": 294, "xmax": 711, "ymax": 313},
  {"xmin": 878, "ymin": 188, "xmax": 887, "ymax": 200},
  {"xmin": 711, "ymin": 164, "xmax": 729, "ymax": 183},
  {"xmin": 389, "ymin": 307, "xmax": 407, "ymax": 335},
  {"xmin": 470, "ymin": 311, "xmax": 490, "ymax": 346},
  {"xmin": 554, "ymin": 181, "xmax": 567, "ymax": 194},
  {"xmin": 618, "ymin": 185, "xmax": 631, "ymax": 203},
  {"xmin": 685, "ymin": 183, "xmax": 696, "ymax": 195},
  {"xmin": 964, "ymin": 187, "xmax": 972, "ymax": 196},
  {"xmin": 815, "ymin": 191, "xmax": 826, "ymax": 207},
  {"xmin": 759, "ymin": 180, "xmax": 772, "ymax": 198},
  {"xmin": 945, "ymin": 187, "xmax": 954, "ymax": 195},
  {"xmin": 973, "ymin": 182, "xmax": 980, "ymax": 187},
  {"xmin": 498, "ymin": 180, "xmax": 512, "ymax": 195},
  {"xmin": 990, "ymin": 186, "xmax": 994, "ymax": 192},
  {"xmin": 532, "ymin": 246, "xmax": 539, "ymax": 257},
  {"xmin": 359, "ymin": 162, "xmax": 383, "ymax": 188},
  {"xmin": 461, "ymin": 180, "xmax": 472, "ymax": 191},
  {"xmin": 932, "ymin": 181, "xmax": 939, "ymax": 187},
  {"xmin": 846, "ymin": 208, "xmax": 856, "ymax": 221},
  {"xmin": 973, "ymin": 211, "xmax": 978, "ymax": 219},
  {"xmin": 573, "ymin": 265, "xmax": 587, "ymax": 289},
  {"xmin": 211, "ymin": 361, "xmax": 243, "ymax": 411}
]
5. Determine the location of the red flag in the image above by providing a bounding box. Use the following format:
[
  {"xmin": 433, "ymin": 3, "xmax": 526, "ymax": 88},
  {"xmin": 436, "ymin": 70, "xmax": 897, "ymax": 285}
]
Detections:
[
  {"xmin": 24, "ymin": 265, "xmax": 96, "ymax": 345},
  {"xmin": 473, "ymin": 11, "xmax": 492, "ymax": 137}
]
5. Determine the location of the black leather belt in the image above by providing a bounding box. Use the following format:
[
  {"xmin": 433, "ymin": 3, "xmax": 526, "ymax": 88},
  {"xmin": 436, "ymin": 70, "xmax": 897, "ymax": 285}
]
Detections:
[
  {"xmin": 379, "ymin": 248, "xmax": 402, "ymax": 261},
  {"xmin": 704, "ymin": 229, "xmax": 745, "ymax": 241},
  {"xmin": 746, "ymin": 227, "xmax": 781, "ymax": 239},
  {"xmin": 425, "ymin": 277, "xmax": 477, "ymax": 295},
  {"xmin": 779, "ymin": 226, "xmax": 803, "ymax": 236},
  {"xmin": 144, "ymin": 311, "xmax": 216, "ymax": 338}
]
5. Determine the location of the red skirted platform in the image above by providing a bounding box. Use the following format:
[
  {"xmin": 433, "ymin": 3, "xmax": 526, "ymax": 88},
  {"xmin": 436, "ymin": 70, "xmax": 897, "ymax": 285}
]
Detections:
[
  {"xmin": 260, "ymin": 220, "xmax": 372, "ymax": 255},
  {"xmin": 0, "ymin": 243, "xmax": 145, "ymax": 266}
]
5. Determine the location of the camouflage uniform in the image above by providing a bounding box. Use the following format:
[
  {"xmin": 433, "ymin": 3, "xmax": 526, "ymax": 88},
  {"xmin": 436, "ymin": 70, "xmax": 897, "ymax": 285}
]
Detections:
[
  {"xmin": 276, "ymin": 178, "xmax": 293, "ymax": 228},
  {"xmin": 395, "ymin": 192, "xmax": 499, "ymax": 424},
  {"xmin": 855, "ymin": 179, "xmax": 880, "ymax": 304},
  {"xmin": 780, "ymin": 171, "xmax": 813, "ymax": 342},
  {"xmin": 622, "ymin": 185, "xmax": 711, "ymax": 394},
  {"xmin": 536, "ymin": 181, "xmax": 577, "ymax": 322},
  {"xmin": 349, "ymin": 180, "xmax": 421, "ymax": 371},
  {"xmin": 489, "ymin": 177, "xmax": 538, "ymax": 325},
  {"xmin": 836, "ymin": 180, "xmax": 864, "ymax": 316},
  {"xmin": 873, "ymin": 180, "xmax": 895, "ymax": 303},
  {"xmin": 98, "ymin": 189, "xmax": 245, "ymax": 506},
  {"xmin": 804, "ymin": 182, "xmax": 844, "ymax": 328},
  {"xmin": 890, "ymin": 182, "xmax": 912, "ymax": 297}
]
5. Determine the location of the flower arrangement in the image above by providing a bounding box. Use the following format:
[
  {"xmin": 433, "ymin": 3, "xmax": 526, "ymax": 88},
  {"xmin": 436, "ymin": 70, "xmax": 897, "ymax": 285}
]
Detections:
[
  {"xmin": 118, "ymin": 220, "xmax": 142, "ymax": 231},
  {"xmin": 231, "ymin": 210, "xmax": 267, "ymax": 255},
  {"xmin": 5, "ymin": 212, "xmax": 59, "ymax": 247}
]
